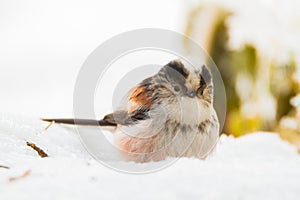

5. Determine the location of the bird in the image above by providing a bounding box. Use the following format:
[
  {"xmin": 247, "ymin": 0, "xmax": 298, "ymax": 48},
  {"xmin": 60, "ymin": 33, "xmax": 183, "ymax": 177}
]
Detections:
[{"xmin": 43, "ymin": 59, "xmax": 220, "ymax": 163}]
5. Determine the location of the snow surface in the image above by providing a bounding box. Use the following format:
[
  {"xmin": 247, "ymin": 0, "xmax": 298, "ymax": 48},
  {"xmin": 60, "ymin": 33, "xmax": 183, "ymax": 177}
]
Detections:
[
  {"xmin": 1, "ymin": 115, "xmax": 300, "ymax": 200},
  {"xmin": 1, "ymin": 1, "xmax": 300, "ymax": 199}
]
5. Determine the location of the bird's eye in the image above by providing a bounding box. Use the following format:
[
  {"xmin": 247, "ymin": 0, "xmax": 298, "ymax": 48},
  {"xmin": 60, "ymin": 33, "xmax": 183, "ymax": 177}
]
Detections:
[
  {"xmin": 197, "ymin": 86, "xmax": 204, "ymax": 96},
  {"xmin": 173, "ymin": 85, "xmax": 180, "ymax": 92}
]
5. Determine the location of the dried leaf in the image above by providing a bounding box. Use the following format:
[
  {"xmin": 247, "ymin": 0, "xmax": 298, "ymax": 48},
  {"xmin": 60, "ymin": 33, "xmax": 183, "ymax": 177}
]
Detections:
[
  {"xmin": 26, "ymin": 141, "xmax": 48, "ymax": 158},
  {"xmin": 9, "ymin": 170, "xmax": 31, "ymax": 182}
]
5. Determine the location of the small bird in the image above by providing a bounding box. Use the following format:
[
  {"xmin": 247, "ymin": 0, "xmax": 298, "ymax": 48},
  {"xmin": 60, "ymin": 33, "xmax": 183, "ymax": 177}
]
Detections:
[{"xmin": 43, "ymin": 60, "xmax": 219, "ymax": 163}]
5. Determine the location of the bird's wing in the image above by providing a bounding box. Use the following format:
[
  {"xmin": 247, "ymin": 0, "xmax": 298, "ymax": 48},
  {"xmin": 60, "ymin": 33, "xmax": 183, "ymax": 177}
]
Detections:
[{"xmin": 100, "ymin": 85, "xmax": 155, "ymax": 126}]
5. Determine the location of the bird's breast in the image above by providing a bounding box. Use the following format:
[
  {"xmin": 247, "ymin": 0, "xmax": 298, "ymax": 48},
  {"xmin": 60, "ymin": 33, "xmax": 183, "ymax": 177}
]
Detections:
[
  {"xmin": 114, "ymin": 114, "xmax": 219, "ymax": 162},
  {"xmin": 164, "ymin": 97, "xmax": 211, "ymax": 125}
]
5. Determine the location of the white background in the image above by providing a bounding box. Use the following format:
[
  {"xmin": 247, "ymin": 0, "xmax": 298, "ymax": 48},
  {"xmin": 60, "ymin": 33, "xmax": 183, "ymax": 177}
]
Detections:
[{"xmin": 0, "ymin": 0, "xmax": 187, "ymax": 117}]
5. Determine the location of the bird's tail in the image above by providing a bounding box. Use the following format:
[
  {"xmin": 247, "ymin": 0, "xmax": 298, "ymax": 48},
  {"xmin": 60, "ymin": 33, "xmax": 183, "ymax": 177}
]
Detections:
[{"xmin": 42, "ymin": 118, "xmax": 117, "ymax": 126}]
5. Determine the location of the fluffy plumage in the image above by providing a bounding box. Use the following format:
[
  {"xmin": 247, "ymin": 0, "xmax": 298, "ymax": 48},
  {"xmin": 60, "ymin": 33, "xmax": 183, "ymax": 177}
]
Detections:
[{"xmin": 43, "ymin": 59, "xmax": 219, "ymax": 163}]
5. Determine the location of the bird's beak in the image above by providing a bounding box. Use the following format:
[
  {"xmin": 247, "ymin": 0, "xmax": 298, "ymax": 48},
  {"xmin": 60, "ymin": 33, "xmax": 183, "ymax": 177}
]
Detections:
[{"xmin": 186, "ymin": 90, "xmax": 195, "ymax": 98}]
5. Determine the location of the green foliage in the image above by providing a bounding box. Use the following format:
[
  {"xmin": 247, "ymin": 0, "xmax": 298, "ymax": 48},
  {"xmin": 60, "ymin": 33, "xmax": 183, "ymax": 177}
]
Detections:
[{"xmin": 184, "ymin": 5, "xmax": 300, "ymax": 140}]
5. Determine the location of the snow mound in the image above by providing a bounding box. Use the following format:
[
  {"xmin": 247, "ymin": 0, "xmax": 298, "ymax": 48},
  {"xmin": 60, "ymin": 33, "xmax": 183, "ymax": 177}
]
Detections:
[{"xmin": 0, "ymin": 115, "xmax": 300, "ymax": 200}]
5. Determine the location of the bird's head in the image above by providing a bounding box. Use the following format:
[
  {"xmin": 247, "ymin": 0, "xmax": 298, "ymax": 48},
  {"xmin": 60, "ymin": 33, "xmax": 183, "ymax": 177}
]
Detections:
[{"xmin": 160, "ymin": 59, "xmax": 213, "ymax": 104}]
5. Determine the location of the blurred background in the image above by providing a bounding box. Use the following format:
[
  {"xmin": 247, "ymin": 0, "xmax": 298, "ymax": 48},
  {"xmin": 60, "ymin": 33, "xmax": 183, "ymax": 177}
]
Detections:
[
  {"xmin": 182, "ymin": 0, "xmax": 300, "ymax": 149},
  {"xmin": 1, "ymin": 0, "xmax": 300, "ymax": 148}
]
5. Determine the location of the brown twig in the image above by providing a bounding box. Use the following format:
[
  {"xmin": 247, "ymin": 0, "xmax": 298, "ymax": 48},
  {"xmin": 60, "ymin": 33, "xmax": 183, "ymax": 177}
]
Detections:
[
  {"xmin": 26, "ymin": 142, "xmax": 48, "ymax": 158},
  {"xmin": 0, "ymin": 165, "xmax": 10, "ymax": 169},
  {"xmin": 44, "ymin": 120, "xmax": 55, "ymax": 131}
]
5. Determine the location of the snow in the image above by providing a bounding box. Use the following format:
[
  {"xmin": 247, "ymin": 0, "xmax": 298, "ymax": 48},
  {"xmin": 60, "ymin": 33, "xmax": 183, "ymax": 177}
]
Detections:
[
  {"xmin": 1, "ymin": 115, "xmax": 300, "ymax": 200},
  {"xmin": 1, "ymin": 1, "xmax": 300, "ymax": 199}
]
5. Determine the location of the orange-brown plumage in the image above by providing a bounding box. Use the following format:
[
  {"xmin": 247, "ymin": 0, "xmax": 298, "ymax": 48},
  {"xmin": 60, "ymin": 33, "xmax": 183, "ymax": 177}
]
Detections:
[{"xmin": 128, "ymin": 85, "xmax": 153, "ymax": 113}]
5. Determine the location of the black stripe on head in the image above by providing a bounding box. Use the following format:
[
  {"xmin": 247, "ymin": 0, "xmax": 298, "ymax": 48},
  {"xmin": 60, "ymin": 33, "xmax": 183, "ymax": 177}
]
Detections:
[
  {"xmin": 166, "ymin": 60, "xmax": 189, "ymax": 78},
  {"xmin": 197, "ymin": 65, "xmax": 212, "ymax": 96},
  {"xmin": 163, "ymin": 60, "xmax": 189, "ymax": 85},
  {"xmin": 200, "ymin": 65, "xmax": 211, "ymax": 86}
]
